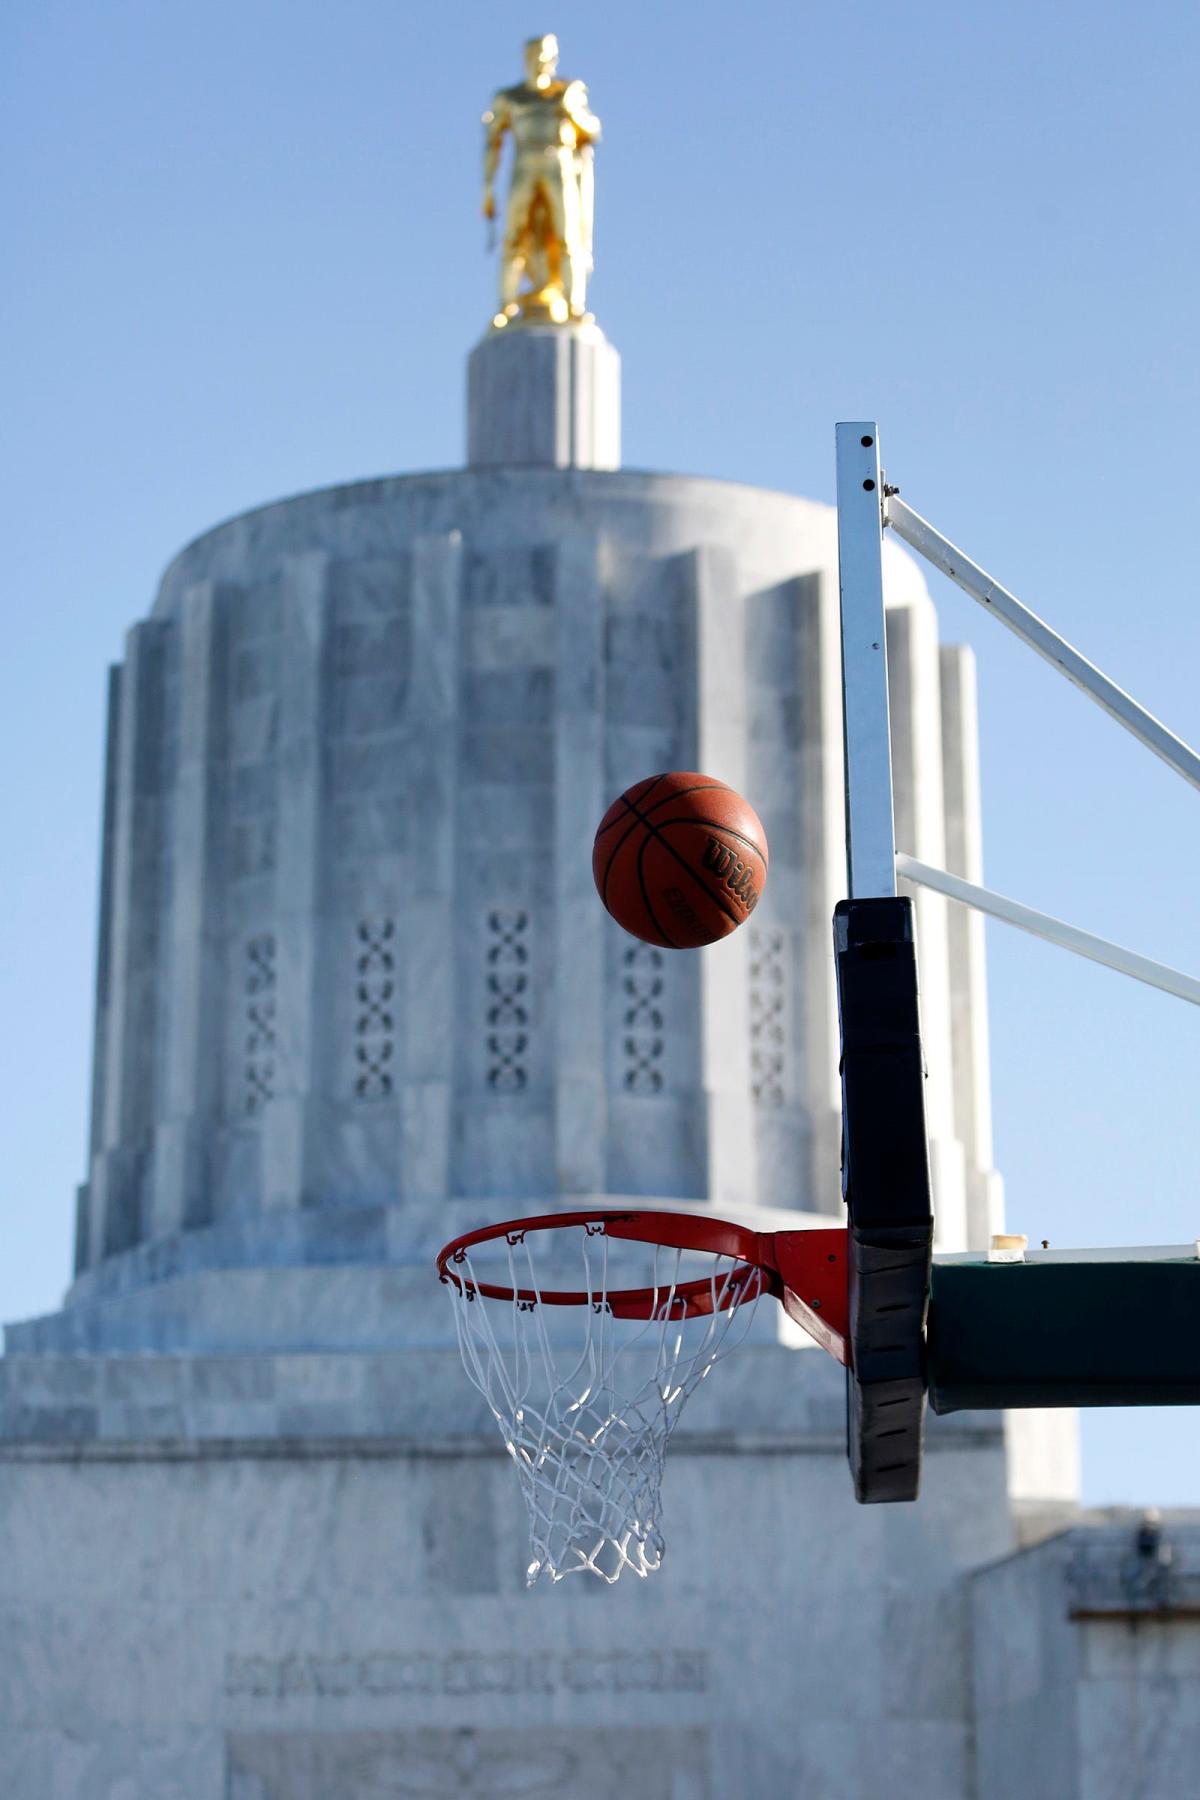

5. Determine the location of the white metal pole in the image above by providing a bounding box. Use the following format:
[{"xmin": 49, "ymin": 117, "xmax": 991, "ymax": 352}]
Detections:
[
  {"xmin": 896, "ymin": 853, "xmax": 1200, "ymax": 1008},
  {"xmin": 836, "ymin": 423, "xmax": 897, "ymax": 898},
  {"xmin": 887, "ymin": 496, "xmax": 1200, "ymax": 795}
]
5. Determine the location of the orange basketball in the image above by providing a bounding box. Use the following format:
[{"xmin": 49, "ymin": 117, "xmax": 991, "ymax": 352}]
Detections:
[{"xmin": 592, "ymin": 772, "xmax": 769, "ymax": 949}]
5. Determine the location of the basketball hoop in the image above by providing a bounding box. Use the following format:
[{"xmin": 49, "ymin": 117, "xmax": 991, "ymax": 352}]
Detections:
[{"xmin": 437, "ymin": 1209, "xmax": 847, "ymax": 1583}]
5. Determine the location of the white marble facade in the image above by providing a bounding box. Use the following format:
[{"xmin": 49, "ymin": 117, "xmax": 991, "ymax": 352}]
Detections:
[
  {"xmin": 13, "ymin": 454, "xmax": 996, "ymax": 1358},
  {"xmin": 3, "ymin": 330, "xmax": 1192, "ymax": 1800}
]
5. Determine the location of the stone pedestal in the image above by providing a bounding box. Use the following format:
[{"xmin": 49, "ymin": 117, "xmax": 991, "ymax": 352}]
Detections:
[
  {"xmin": 0, "ymin": 1341, "xmax": 1026, "ymax": 1800},
  {"xmin": 466, "ymin": 322, "xmax": 620, "ymax": 469}
]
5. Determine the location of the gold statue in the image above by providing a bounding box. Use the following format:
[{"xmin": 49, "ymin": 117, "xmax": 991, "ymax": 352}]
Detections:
[{"xmin": 482, "ymin": 35, "xmax": 601, "ymax": 327}]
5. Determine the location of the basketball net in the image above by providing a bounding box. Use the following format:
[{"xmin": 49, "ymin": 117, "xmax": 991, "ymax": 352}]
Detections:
[{"xmin": 442, "ymin": 1222, "xmax": 764, "ymax": 1583}]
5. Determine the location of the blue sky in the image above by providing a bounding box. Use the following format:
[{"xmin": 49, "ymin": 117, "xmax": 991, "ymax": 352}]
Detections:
[{"xmin": 2, "ymin": 0, "xmax": 1198, "ymax": 1503}]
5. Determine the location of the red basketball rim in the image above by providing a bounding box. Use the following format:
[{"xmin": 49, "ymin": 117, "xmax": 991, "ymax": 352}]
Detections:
[{"xmin": 436, "ymin": 1207, "xmax": 781, "ymax": 1320}]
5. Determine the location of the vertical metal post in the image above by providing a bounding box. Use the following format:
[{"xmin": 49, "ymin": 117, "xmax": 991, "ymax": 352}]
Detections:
[
  {"xmin": 834, "ymin": 422, "xmax": 931, "ymax": 1506},
  {"xmin": 835, "ymin": 423, "xmax": 896, "ymax": 899}
]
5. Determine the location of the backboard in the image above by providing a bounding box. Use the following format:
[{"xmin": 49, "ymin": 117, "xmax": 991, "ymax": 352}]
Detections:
[{"xmin": 833, "ymin": 420, "xmax": 1200, "ymax": 1501}]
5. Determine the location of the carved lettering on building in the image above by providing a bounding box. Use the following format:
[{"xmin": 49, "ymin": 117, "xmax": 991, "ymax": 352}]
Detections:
[{"xmin": 225, "ymin": 1647, "xmax": 708, "ymax": 1700}]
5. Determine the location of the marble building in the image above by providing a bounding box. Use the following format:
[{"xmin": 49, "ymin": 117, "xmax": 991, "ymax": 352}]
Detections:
[{"xmin": 1, "ymin": 308, "xmax": 1197, "ymax": 1798}]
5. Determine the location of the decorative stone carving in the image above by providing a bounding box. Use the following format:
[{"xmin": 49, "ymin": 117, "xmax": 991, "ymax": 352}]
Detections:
[
  {"xmin": 748, "ymin": 926, "xmax": 787, "ymax": 1108},
  {"xmin": 355, "ymin": 918, "xmax": 396, "ymax": 1101},
  {"xmin": 485, "ymin": 910, "xmax": 529, "ymax": 1091},
  {"xmin": 621, "ymin": 943, "xmax": 665, "ymax": 1093},
  {"xmin": 244, "ymin": 934, "xmax": 276, "ymax": 1115}
]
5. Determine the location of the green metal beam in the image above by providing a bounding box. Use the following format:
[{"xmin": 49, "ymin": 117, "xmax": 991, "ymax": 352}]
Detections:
[{"xmin": 927, "ymin": 1252, "xmax": 1200, "ymax": 1413}]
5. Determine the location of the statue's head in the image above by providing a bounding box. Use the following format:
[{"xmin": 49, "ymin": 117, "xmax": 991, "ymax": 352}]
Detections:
[{"xmin": 523, "ymin": 34, "xmax": 559, "ymax": 86}]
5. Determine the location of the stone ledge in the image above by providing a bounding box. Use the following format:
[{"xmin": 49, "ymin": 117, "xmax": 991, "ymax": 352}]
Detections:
[{"xmin": 0, "ymin": 1343, "xmax": 1006, "ymax": 1452}]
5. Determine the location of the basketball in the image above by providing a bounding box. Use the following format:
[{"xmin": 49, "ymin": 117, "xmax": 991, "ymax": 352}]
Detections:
[{"xmin": 592, "ymin": 771, "xmax": 769, "ymax": 949}]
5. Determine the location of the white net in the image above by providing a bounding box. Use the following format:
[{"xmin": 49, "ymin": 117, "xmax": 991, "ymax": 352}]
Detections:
[{"xmin": 442, "ymin": 1220, "xmax": 763, "ymax": 1585}]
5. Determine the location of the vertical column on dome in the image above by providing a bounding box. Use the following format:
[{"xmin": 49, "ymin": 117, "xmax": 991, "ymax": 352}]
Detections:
[
  {"xmin": 886, "ymin": 593, "xmax": 968, "ymax": 1250},
  {"xmin": 94, "ymin": 618, "xmax": 171, "ymax": 1257},
  {"xmin": 262, "ymin": 552, "xmax": 330, "ymax": 1211},
  {"xmin": 745, "ymin": 571, "xmax": 846, "ymax": 1214},
  {"xmin": 744, "ymin": 576, "xmax": 831, "ymax": 1216},
  {"xmin": 77, "ymin": 667, "xmax": 123, "ymax": 1273},
  {"xmin": 451, "ymin": 537, "xmax": 560, "ymax": 1199},
  {"xmin": 150, "ymin": 580, "xmax": 230, "ymax": 1238},
  {"xmin": 689, "ymin": 543, "xmax": 757, "ymax": 1212},
  {"xmin": 397, "ymin": 533, "xmax": 463, "ymax": 1207},
  {"xmin": 601, "ymin": 545, "xmax": 703, "ymax": 1198},
  {"xmin": 940, "ymin": 644, "xmax": 1005, "ymax": 1248},
  {"xmin": 790, "ymin": 570, "xmax": 847, "ymax": 1211},
  {"xmin": 552, "ymin": 533, "xmax": 607, "ymax": 1193}
]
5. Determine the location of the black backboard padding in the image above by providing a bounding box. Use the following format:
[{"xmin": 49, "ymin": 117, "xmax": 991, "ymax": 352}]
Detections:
[
  {"xmin": 849, "ymin": 1373, "xmax": 928, "ymax": 1505},
  {"xmin": 850, "ymin": 1231, "xmax": 932, "ymax": 1384},
  {"xmin": 928, "ymin": 1259, "xmax": 1200, "ymax": 1412},
  {"xmin": 835, "ymin": 897, "xmax": 934, "ymax": 1503}
]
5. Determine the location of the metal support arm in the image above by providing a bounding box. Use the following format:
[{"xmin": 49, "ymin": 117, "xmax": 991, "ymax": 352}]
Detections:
[
  {"xmin": 897, "ymin": 854, "xmax": 1200, "ymax": 1008},
  {"xmin": 887, "ymin": 495, "xmax": 1200, "ymax": 794}
]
